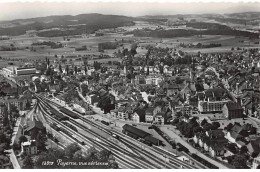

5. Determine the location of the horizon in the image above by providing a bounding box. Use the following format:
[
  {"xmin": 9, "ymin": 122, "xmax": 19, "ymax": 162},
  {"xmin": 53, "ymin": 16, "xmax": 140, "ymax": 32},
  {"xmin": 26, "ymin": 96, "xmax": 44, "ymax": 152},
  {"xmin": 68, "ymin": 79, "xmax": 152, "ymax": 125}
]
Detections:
[{"xmin": 0, "ymin": 2, "xmax": 259, "ymax": 21}]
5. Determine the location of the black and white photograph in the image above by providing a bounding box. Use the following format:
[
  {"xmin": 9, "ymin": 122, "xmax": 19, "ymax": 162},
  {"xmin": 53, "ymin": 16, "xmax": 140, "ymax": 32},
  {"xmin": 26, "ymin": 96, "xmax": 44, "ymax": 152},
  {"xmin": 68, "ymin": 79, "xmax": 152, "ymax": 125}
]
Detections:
[{"xmin": 0, "ymin": 0, "xmax": 259, "ymax": 169}]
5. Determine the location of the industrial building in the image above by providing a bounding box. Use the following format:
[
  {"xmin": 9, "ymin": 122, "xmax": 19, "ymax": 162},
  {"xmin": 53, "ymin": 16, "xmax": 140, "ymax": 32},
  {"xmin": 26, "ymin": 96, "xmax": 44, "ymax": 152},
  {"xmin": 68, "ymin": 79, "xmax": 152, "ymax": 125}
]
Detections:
[{"xmin": 122, "ymin": 124, "xmax": 163, "ymax": 146}]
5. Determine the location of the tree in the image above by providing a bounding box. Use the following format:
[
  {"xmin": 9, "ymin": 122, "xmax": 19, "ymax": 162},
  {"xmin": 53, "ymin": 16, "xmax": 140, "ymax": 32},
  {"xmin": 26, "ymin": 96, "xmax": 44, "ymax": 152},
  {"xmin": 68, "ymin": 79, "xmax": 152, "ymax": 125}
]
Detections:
[
  {"xmin": 175, "ymin": 111, "xmax": 183, "ymax": 119},
  {"xmin": 59, "ymin": 64, "xmax": 63, "ymax": 73},
  {"xmin": 81, "ymin": 84, "xmax": 88, "ymax": 96},
  {"xmin": 73, "ymin": 150, "xmax": 85, "ymax": 161},
  {"xmin": 26, "ymin": 101, "xmax": 31, "ymax": 110},
  {"xmin": 74, "ymin": 66, "xmax": 78, "ymax": 74},
  {"xmin": 19, "ymin": 135, "xmax": 28, "ymax": 145},
  {"xmin": 22, "ymin": 155, "xmax": 34, "ymax": 169},
  {"xmin": 84, "ymin": 65, "xmax": 88, "ymax": 74},
  {"xmin": 211, "ymin": 122, "xmax": 220, "ymax": 130},
  {"xmin": 36, "ymin": 133, "xmax": 47, "ymax": 152},
  {"xmin": 226, "ymin": 123, "xmax": 233, "ymax": 131},
  {"xmin": 2, "ymin": 113, "xmax": 9, "ymax": 127},
  {"xmin": 146, "ymin": 66, "xmax": 149, "ymax": 75},
  {"xmin": 172, "ymin": 118, "xmax": 179, "ymax": 125},
  {"xmin": 251, "ymin": 152, "xmax": 258, "ymax": 158},
  {"xmin": 231, "ymin": 155, "xmax": 247, "ymax": 168},
  {"xmin": 203, "ymin": 123, "xmax": 212, "ymax": 132},
  {"xmin": 97, "ymin": 149, "xmax": 111, "ymax": 161},
  {"xmin": 201, "ymin": 118, "xmax": 208, "ymax": 126},
  {"xmin": 65, "ymin": 143, "xmax": 81, "ymax": 159},
  {"xmin": 0, "ymin": 133, "xmax": 9, "ymax": 147},
  {"xmin": 227, "ymin": 143, "xmax": 237, "ymax": 153},
  {"xmin": 66, "ymin": 65, "xmax": 69, "ymax": 76},
  {"xmin": 240, "ymin": 145, "xmax": 248, "ymax": 154}
]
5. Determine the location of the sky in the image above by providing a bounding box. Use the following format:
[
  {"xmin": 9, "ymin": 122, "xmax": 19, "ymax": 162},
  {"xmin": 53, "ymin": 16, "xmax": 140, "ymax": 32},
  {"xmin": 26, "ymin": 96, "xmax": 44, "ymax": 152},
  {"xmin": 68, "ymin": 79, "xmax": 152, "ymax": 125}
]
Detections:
[{"xmin": 0, "ymin": 1, "xmax": 259, "ymax": 21}]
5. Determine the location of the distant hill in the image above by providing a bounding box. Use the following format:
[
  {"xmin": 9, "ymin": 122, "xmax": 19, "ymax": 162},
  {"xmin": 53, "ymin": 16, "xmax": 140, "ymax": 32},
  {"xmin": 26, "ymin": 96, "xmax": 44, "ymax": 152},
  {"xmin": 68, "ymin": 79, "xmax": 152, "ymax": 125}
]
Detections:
[
  {"xmin": 0, "ymin": 13, "xmax": 136, "ymax": 37},
  {"xmin": 0, "ymin": 12, "xmax": 258, "ymax": 37},
  {"xmin": 0, "ymin": 13, "xmax": 168, "ymax": 37}
]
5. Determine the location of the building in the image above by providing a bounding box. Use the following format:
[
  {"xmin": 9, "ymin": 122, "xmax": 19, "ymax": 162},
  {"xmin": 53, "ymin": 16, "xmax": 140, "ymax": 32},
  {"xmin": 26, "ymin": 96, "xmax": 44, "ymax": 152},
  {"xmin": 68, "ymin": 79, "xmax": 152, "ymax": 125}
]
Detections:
[
  {"xmin": 24, "ymin": 120, "xmax": 45, "ymax": 136},
  {"xmin": 145, "ymin": 75, "xmax": 163, "ymax": 86},
  {"xmin": 145, "ymin": 108, "xmax": 154, "ymax": 123},
  {"xmin": 154, "ymin": 112, "xmax": 164, "ymax": 125},
  {"xmin": 226, "ymin": 124, "xmax": 248, "ymax": 144},
  {"xmin": 253, "ymin": 156, "xmax": 260, "ymax": 169},
  {"xmin": 122, "ymin": 124, "xmax": 162, "ymax": 146},
  {"xmin": 118, "ymin": 106, "xmax": 128, "ymax": 120},
  {"xmin": 132, "ymin": 108, "xmax": 145, "ymax": 123},
  {"xmin": 209, "ymin": 143, "xmax": 225, "ymax": 158},
  {"xmin": 3, "ymin": 66, "xmax": 36, "ymax": 77},
  {"xmin": 247, "ymin": 137, "xmax": 260, "ymax": 157},
  {"xmin": 86, "ymin": 94, "xmax": 99, "ymax": 105},
  {"xmin": 21, "ymin": 140, "xmax": 37, "ymax": 155},
  {"xmin": 222, "ymin": 101, "xmax": 244, "ymax": 119},
  {"xmin": 198, "ymin": 100, "xmax": 229, "ymax": 113},
  {"xmin": 0, "ymin": 96, "xmax": 31, "ymax": 112}
]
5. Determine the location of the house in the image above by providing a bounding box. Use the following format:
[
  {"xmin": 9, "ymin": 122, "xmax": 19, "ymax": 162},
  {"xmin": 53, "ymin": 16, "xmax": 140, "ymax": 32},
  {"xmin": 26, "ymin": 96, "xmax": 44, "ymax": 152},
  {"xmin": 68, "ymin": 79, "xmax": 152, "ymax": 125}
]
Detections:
[
  {"xmin": 145, "ymin": 107, "xmax": 154, "ymax": 123},
  {"xmin": 209, "ymin": 143, "xmax": 225, "ymax": 158},
  {"xmin": 193, "ymin": 133, "xmax": 201, "ymax": 145},
  {"xmin": 21, "ymin": 140, "xmax": 37, "ymax": 155},
  {"xmin": 247, "ymin": 137, "xmax": 260, "ymax": 157},
  {"xmin": 163, "ymin": 83, "xmax": 181, "ymax": 96},
  {"xmin": 206, "ymin": 129, "xmax": 225, "ymax": 139},
  {"xmin": 49, "ymin": 84, "xmax": 60, "ymax": 92},
  {"xmin": 118, "ymin": 106, "xmax": 128, "ymax": 120},
  {"xmin": 253, "ymin": 156, "xmax": 260, "ymax": 169},
  {"xmin": 133, "ymin": 108, "xmax": 146, "ymax": 123},
  {"xmin": 86, "ymin": 94, "xmax": 99, "ymax": 105},
  {"xmin": 110, "ymin": 109, "xmax": 118, "ymax": 118},
  {"xmin": 199, "ymin": 134, "xmax": 209, "ymax": 148},
  {"xmin": 222, "ymin": 101, "xmax": 244, "ymax": 119},
  {"xmin": 226, "ymin": 124, "xmax": 248, "ymax": 143},
  {"xmin": 24, "ymin": 120, "xmax": 45, "ymax": 136},
  {"xmin": 115, "ymin": 100, "xmax": 128, "ymax": 110},
  {"xmin": 154, "ymin": 112, "xmax": 164, "ymax": 125},
  {"xmin": 125, "ymin": 106, "xmax": 136, "ymax": 120},
  {"xmin": 153, "ymin": 106, "xmax": 162, "ymax": 116},
  {"xmin": 180, "ymin": 82, "xmax": 196, "ymax": 100}
]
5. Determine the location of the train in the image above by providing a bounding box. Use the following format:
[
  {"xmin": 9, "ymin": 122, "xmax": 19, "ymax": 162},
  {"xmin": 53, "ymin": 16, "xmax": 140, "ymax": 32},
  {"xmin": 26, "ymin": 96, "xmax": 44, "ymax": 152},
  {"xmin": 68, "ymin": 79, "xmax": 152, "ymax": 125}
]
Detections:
[
  {"xmin": 111, "ymin": 132, "xmax": 120, "ymax": 140},
  {"xmin": 101, "ymin": 120, "xmax": 110, "ymax": 126},
  {"xmin": 59, "ymin": 107, "xmax": 79, "ymax": 119},
  {"xmin": 176, "ymin": 143, "xmax": 189, "ymax": 153},
  {"xmin": 72, "ymin": 106, "xmax": 86, "ymax": 115},
  {"xmin": 71, "ymin": 134, "xmax": 85, "ymax": 145},
  {"xmin": 191, "ymin": 153, "xmax": 219, "ymax": 169},
  {"xmin": 50, "ymin": 108, "xmax": 69, "ymax": 121}
]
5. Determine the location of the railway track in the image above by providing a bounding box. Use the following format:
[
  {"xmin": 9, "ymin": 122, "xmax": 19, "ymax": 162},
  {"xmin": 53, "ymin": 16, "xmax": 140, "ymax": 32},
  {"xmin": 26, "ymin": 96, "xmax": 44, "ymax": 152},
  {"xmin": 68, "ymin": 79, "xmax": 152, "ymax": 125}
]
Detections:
[
  {"xmin": 37, "ymin": 94, "xmax": 199, "ymax": 169},
  {"xmin": 36, "ymin": 96, "xmax": 159, "ymax": 169}
]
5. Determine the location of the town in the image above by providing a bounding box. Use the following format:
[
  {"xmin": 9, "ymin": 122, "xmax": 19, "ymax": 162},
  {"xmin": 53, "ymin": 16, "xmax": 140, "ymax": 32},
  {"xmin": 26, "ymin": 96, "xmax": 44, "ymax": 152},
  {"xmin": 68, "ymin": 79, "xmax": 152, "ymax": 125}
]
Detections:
[{"xmin": 0, "ymin": 4, "xmax": 259, "ymax": 170}]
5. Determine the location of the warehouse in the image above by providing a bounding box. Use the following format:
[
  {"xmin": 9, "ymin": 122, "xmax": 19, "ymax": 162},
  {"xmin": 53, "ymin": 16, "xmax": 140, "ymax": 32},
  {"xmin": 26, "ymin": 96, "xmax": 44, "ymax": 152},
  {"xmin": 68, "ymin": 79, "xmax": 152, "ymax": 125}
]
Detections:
[
  {"xmin": 122, "ymin": 124, "xmax": 163, "ymax": 146},
  {"xmin": 122, "ymin": 124, "xmax": 150, "ymax": 139}
]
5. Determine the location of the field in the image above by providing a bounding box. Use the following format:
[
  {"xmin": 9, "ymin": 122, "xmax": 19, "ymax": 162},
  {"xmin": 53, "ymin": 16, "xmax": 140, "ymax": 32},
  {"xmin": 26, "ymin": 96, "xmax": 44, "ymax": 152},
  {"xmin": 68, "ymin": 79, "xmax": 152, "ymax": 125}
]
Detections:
[{"xmin": 0, "ymin": 21, "xmax": 259, "ymax": 66}]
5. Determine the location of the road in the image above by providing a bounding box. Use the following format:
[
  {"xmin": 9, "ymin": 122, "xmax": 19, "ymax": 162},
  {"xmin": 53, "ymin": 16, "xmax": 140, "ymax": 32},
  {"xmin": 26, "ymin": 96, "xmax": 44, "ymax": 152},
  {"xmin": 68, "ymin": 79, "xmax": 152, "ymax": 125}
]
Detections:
[
  {"xmin": 78, "ymin": 90, "xmax": 230, "ymax": 169},
  {"xmin": 36, "ymin": 93, "xmax": 198, "ymax": 169},
  {"xmin": 6, "ymin": 149, "xmax": 21, "ymax": 169},
  {"xmin": 159, "ymin": 126, "xmax": 229, "ymax": 169}
]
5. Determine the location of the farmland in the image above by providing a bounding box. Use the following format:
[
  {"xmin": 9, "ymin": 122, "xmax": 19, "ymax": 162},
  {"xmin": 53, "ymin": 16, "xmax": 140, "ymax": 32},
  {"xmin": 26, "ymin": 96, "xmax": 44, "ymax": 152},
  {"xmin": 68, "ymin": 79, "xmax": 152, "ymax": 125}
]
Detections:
[{"xmin": 0, "ymin": 19, "xmax": 259, "ymax": 65}]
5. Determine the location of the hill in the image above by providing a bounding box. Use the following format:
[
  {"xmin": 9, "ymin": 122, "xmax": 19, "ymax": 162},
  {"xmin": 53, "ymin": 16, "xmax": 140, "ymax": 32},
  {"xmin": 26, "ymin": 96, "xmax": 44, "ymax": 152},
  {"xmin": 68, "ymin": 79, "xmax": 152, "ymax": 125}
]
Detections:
[{"xmin": 0, "ymin": 13, "xmax": 135, "ymax": 37}]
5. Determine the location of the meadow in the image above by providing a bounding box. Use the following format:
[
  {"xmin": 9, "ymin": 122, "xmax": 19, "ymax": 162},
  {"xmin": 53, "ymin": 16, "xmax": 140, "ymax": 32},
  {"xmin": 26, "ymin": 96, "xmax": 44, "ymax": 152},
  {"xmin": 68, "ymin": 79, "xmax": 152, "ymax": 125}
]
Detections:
[{"xmin": 0, "ymin": 21, "xmax": 258, "ymax": 66}]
